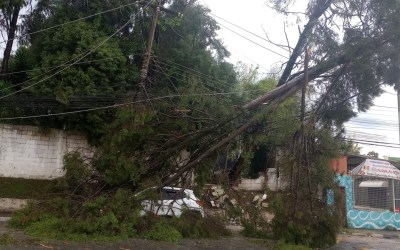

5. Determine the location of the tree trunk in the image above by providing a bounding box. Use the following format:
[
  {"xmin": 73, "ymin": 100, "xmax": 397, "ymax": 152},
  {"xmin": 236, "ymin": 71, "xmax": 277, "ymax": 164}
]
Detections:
[
  {"xmin": 277, "ymin": 0, "xmax": 332, "ymax": 87},
  {"xmin": 160, "ymin": 53, "xmax": 348, "ymax": 188},
  {"xmin": 1, "ymin": 5, "xmax": 21, "ymax": 76}
]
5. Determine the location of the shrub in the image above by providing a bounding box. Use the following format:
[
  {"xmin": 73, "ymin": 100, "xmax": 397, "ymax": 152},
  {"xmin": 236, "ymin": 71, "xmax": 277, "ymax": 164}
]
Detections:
[
  {"xmin": 9, "ymin": 202, "xmax": 50, "ymax": 229},
  {"xmin": 173, "ymin": 212, "xmax": 231, "ymax": 239},
  {"xmin": 143, "ymin": 223, "xmax": 182, "ymax": 242},
  {"xmin": 9, "ymin": 188, "xmax": 141, "ymax": 241},
  {"xmin": 270, "ymin": 194, "xmax": 342, "ymax": 248},
  {"xmin": 24, "ymin": 216, "xmax": 65, "ymax": 239}
]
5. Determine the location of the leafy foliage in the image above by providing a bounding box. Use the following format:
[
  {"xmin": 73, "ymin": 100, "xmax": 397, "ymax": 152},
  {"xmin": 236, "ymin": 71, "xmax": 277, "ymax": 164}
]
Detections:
[
  {"xmin": 367, "ymin": 151, "xmax": 379, "ymax": 158},
  {"xmin": 10, "ymin": 189, "xmax": 140, "ymax": 240},
  {"xmin": 143, "ymin": 223, "xmax": 182, "ymax": 242}
]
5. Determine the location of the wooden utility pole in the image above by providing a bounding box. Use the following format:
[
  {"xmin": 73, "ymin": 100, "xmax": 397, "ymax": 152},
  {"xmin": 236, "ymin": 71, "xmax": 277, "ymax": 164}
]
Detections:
[
  {"xmin": 294, "ymin": 45, "xmax": 312, "ymax": 214},
  {"xmin": 139, "ymin": 0, "xmax": 160, "ymax": 97},
  {"xmin": 303, "ymin": 46, "xmax": 313, "ymax": 211}
]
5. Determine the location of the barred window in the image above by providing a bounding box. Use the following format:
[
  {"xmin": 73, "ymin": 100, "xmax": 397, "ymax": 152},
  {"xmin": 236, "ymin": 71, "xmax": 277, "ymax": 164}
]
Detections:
[
  {"xmin": 395, "ymin": 180, "xmax": 400, "ymax": 212},
  {"xmin": 353, "ymin": 176, "xmax": 400, "ymax": 212}
]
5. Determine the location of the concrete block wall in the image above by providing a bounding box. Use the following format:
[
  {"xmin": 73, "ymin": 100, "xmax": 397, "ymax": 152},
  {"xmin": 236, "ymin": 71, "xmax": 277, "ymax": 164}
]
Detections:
[{"xmin": 0, "ymin": 124, "xmax": 93, "ymax": 179}]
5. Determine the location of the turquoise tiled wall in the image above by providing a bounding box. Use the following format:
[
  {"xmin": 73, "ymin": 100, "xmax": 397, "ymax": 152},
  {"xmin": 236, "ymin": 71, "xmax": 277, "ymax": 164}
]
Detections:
[{"xmin": 337, "ymin": 175, "xmax": 400, "ymax": 230}]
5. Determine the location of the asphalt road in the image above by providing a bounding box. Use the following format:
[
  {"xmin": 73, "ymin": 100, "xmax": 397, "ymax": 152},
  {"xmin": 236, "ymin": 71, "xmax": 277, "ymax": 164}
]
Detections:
[{"xmin": 331, "ymin": 233, "xmax": 400, "ymax": 250}]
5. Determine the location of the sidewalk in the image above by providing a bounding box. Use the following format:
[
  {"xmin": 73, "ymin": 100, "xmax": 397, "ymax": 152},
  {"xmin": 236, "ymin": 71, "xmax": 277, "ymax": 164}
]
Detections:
[{"xmin": 341, "ymin": 228, "xmax": 400, "ymax": 239}]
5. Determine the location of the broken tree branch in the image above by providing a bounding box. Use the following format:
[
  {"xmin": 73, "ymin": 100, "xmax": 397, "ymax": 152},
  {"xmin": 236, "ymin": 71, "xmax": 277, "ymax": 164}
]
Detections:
[{"xmin": 277, "ymin": 0, "xmax": 333, "ymax": 87}]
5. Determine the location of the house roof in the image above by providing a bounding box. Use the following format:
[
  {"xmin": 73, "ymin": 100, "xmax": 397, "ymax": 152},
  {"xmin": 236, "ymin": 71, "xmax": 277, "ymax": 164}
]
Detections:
[
  {"xmin": 347, "ymin": 154, "xmax": 400, "ymax": 171},
  {"xmin": 351, "ymin": 158, "xmax": 400, "ymax": 180}
]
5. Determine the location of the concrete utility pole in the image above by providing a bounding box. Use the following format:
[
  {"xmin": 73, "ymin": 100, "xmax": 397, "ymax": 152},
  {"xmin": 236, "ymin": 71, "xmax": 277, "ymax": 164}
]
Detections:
[
  {"xmin": 397, "ymin": 89, "xmax": 400, "ymax": 146},
  {"xmin": 139, "ymin": 0, "xmax": 160, "ymax": 96}
]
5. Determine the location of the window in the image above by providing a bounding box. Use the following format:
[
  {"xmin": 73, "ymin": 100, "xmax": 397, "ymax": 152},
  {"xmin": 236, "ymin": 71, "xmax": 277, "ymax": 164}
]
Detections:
[
  {"xmin": 353, "ymin": 176, "xmax": 392, "ymax": 211},
  {"xmin": 161, "ymin": 189, "xmax": 185, "ymax": 200},
  {"xmin": 395, "ymin": 180, "xmax": 400, "ymax": 212}
]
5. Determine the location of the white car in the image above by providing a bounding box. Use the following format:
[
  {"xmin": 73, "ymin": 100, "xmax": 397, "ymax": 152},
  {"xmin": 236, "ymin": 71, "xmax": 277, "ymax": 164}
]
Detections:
[{"xmin": 140, "ymin": 187, "xmax": 205, "ymax": 217}]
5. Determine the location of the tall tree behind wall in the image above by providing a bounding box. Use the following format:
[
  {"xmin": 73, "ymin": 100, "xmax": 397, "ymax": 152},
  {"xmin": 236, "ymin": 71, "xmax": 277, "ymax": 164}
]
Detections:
[{"xmin": 0, "ymin": 0, "xmax": 27, "ymax": 75}]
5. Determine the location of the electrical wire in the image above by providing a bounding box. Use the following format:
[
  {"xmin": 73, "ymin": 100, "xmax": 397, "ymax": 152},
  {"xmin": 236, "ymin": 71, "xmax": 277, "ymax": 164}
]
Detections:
[
  {"xmin": 153, "ymin": 58, "xmax": 244, "ymax": 97},
  {"xmin": 372, "ymin": 105, "xmax": 398, "ymax": 109},
  {"xmin": 341, "ymin": 138, "xmax": 400, "ymax": 148},
  {"xmin": 0, "ymin": 90, "xmax": 271, "ymax": 120},
  {"xmin": 216, "ymin": 22, "xmax": 288, "ymax": 59},
  {"xmin": 345, "ymin": 125, "xmax": 399, "ymax": 132},
  {"xmin": 208, "ymin": 12, "xmax": 289, "ymax": 54}
]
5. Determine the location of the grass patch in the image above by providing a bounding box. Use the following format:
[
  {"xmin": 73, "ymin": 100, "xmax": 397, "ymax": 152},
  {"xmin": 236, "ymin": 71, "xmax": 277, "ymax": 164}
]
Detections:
[
  {"xmin": 0, "ymin": 177, "xmax": 56, "ymax": 199},
  {"xmin": 273, "ymin": 241, "xmax": 311, "ymax": 250},
  {"xmin": 0, "ymin": 232, "xmax": 15, "ymax": 245}
]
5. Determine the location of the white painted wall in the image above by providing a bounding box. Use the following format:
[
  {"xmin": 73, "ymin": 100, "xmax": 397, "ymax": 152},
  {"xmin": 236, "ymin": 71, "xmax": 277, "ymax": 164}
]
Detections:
[
  {"xmin": 238, "ymin": 168, "xmax": 286, "ymax": 191},
  {"xmin": 0, "ymin": 124, "xmax": 93, "ymax": 179}
]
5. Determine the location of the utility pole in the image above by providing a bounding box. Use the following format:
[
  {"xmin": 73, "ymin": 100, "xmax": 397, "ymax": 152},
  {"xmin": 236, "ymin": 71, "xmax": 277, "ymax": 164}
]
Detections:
[
  {"xmin": 138, "ymin": 0, "xmax": 160, "ymax": 98},
  {"xmin": 397, "ymin": 89, "xmax": 400, "ymax": 147}
]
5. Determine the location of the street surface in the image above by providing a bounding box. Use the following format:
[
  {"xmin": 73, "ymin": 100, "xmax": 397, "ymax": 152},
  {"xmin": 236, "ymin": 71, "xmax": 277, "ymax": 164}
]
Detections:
[{"xmin": 330, "ymin": 231, "xmax": 400, "ymax": 250}]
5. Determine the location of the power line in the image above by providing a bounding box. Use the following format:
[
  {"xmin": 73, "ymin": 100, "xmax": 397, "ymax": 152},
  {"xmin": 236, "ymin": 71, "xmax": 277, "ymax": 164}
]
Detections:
[
  {"xmin": 345, "ymin": 125, "xmax": 399, "ymax": 131},
  {"xmin": 342, "ymin": 138, "xmax": 400, "ymax": 148},
  {"xmin": 0, "ymin": 90, "xmax": 270, "ymax": 120},
  {"xmin": 216, "ymin": 22, "xmax": 288, "ymax": 59},
  {"xmin": 345, "ymin": 141, "xmax": 400, "ymax": 149},
  {"xmin": 383, "ymin": 90, "xmax": 398, "ymax": 96},
  {"xmin": 347, "ymin": 121, "xmax": 398, "ymax": 128},
  {"xmin": 349, "ymin": 118, "xmax": 398, "ymax": 124},
  {"xmin": 356, "ymin": 112, "xmax": 398, "ymax": 117},
  {"xmin": 153, "ymin": 57, "xmax": 238, "ymax": 91},
  {"xmin": 209, "ymin": 12, "xmax": 289, "ymax": 54},
  {"xmin": 0, "ymin": 2, "xmax": 140, "ymax": 45},
  {"xmin": 372, "ymin": 105, "xmax": 398, "ymax": 109}
]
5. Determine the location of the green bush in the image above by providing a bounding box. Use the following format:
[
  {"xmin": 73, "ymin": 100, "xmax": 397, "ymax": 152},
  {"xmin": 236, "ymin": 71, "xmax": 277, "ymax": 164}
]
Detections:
[
  {"xmin": 270, "ymin": 194, "xmax": 341, "ymax": 248},
  {"xmin": 173, "ymin": 212, "xmax": 231, "ymax": 239},
  {"xmin": 9, "ymin": 188, "xmax": 141, "ymax": 241},
  {"xmin": 9, "ymin": 202, "xmax": 50, "ymax": 229},
  {"xmin": 241, "ymin": 222, "xmax": 270, "ymax": 239},
  {"xmin": 24, "ymin": 216, "xmax": 65, "ymax": 239},
  {"xmin": 143, "ymin": 223, "xmax": 182, "ymax": 242}
]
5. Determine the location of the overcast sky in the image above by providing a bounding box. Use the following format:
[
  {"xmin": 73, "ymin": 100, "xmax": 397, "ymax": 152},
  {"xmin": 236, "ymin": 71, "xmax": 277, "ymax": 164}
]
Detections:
[{"xmin": 201, "ymin": 0, "xmax": 400, "ymax": 158}]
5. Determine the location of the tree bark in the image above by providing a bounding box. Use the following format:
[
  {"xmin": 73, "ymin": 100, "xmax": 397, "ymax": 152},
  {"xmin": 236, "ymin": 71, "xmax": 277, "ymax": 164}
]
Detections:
[
  {"xmin": 1, "ymin": 5, "xmax": 21, "ymax": 75},
  {"xmin": 243, "ymin": 53, "xmax": 346, "ymax": 110},
  {"xmin": 277, "ymin": 0, "xmax": 332, "ymax": 87}
]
